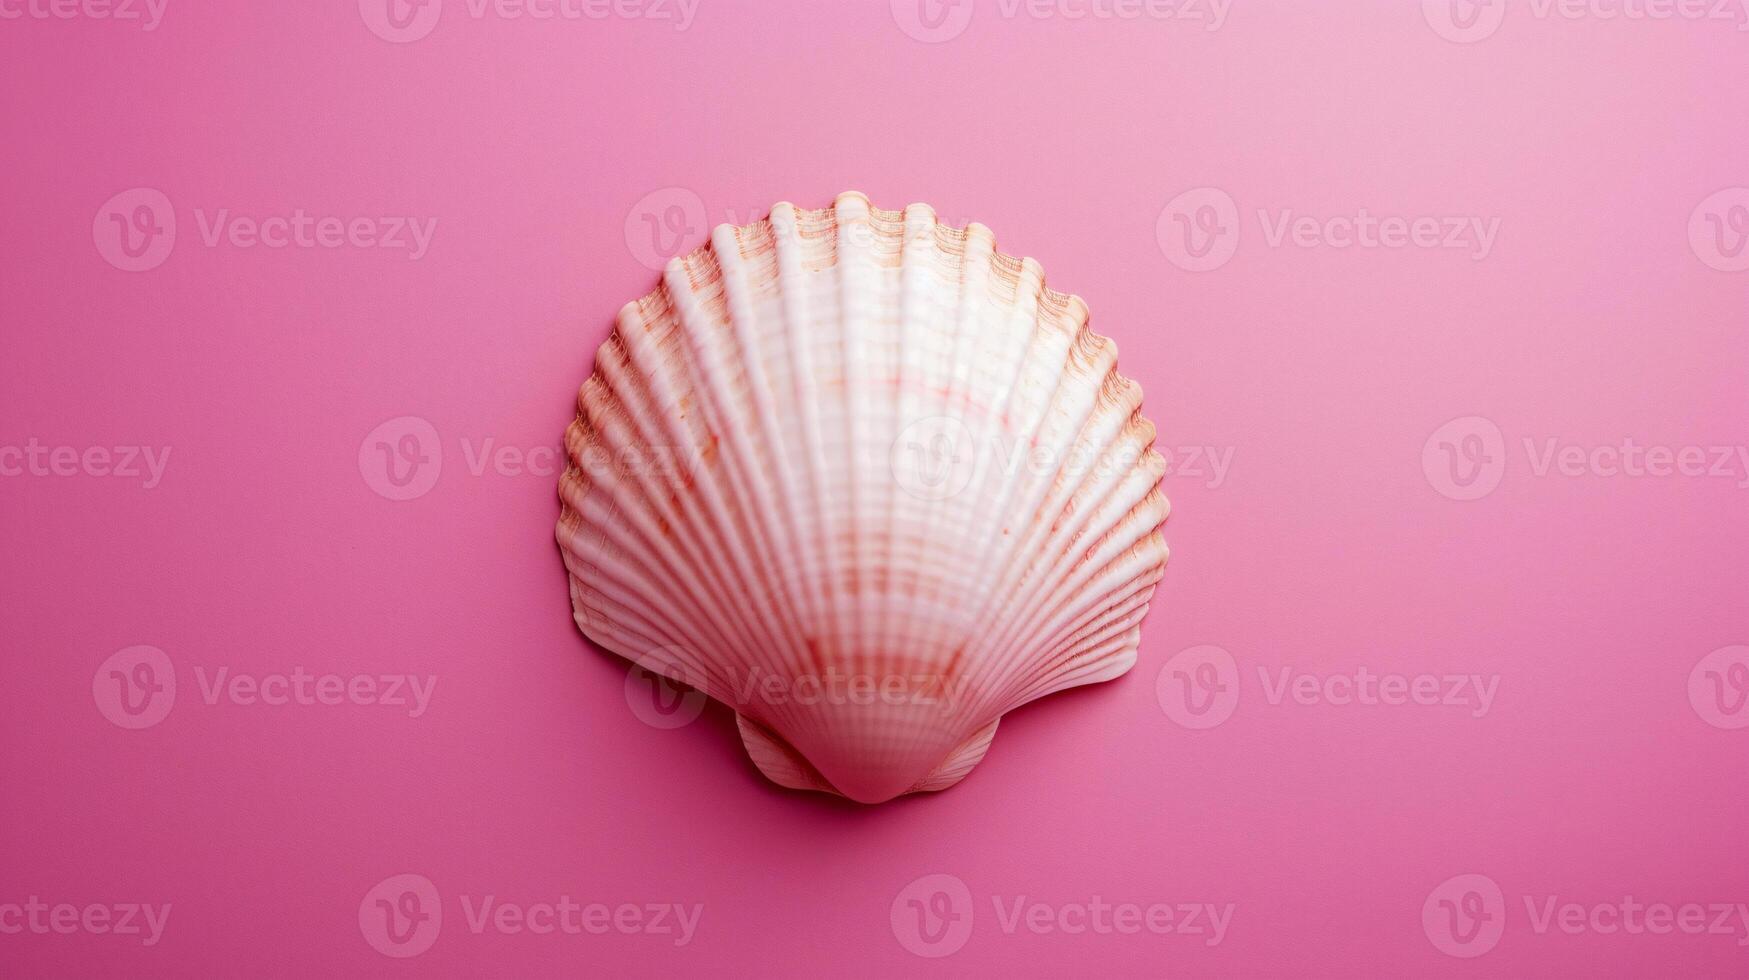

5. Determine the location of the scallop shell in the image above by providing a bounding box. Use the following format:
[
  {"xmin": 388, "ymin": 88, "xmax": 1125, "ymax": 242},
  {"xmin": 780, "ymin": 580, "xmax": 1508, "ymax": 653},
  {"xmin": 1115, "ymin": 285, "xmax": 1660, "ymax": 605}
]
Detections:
[{"xmin": 557, "ymin": 192, "xmax": 1169, "ymax": 803}]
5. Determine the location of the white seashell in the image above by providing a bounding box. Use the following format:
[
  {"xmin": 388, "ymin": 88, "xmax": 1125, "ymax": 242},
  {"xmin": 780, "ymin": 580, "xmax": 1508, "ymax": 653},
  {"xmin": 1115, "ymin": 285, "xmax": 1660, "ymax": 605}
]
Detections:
[{"xmin": 557, "ymin": 192, "xmax": 1169, "ymax": 803}]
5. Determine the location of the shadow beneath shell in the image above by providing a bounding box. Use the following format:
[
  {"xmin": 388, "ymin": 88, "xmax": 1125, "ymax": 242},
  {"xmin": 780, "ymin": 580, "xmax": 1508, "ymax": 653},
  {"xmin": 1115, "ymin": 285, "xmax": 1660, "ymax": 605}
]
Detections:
[{"xmin": 565, "ymin": 617, "xmax": 1142, "ymax": 818}]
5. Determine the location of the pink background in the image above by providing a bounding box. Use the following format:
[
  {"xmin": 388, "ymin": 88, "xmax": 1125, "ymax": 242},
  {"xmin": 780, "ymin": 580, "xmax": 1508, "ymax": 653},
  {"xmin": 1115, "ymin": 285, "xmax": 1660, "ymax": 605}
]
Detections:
[{"xmin": 3, "ymin": 0, "xmax": 1746, "ymax": 975}]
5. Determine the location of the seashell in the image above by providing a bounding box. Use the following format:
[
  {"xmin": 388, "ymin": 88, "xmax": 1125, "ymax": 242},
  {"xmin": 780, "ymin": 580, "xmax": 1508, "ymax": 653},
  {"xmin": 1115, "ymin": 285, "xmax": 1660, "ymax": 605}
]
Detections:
[{"xmin": 557, "ymin": 191, "xmax": 1169, "ymax": 803}]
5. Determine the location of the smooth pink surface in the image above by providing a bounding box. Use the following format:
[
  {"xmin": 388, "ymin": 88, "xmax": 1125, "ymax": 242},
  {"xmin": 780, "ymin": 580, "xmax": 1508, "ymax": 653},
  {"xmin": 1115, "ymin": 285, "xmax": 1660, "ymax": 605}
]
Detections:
[{"xmin": 3, "ymin": 2, "xmax": 1746, "ymax": 976}]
